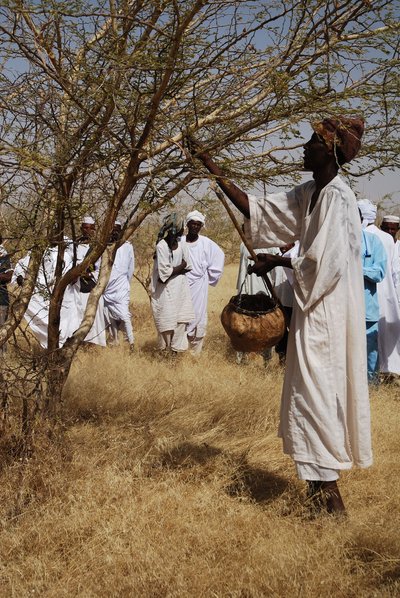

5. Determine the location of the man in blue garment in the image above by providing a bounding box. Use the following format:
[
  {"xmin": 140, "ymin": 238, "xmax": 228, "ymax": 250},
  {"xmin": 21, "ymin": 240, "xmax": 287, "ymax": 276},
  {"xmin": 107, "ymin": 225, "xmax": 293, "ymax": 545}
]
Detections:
[{"xmin": 360, "ymin": 222, "xmax": 387, "ymax": 384}]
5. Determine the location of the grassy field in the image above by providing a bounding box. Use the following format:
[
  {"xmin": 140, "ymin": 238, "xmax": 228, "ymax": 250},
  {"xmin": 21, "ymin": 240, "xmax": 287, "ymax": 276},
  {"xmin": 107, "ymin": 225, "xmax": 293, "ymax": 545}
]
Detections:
[{"xmin": 1, "ymin": 264, "xmax": 399, "ymax": 597}]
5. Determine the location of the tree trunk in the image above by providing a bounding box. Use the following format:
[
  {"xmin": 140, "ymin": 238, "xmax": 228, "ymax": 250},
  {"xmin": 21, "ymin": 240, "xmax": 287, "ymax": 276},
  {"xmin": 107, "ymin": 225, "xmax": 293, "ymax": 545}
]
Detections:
[{"xmin": 44, "ymin": 346, "xmax": 75, "ymax": 420}]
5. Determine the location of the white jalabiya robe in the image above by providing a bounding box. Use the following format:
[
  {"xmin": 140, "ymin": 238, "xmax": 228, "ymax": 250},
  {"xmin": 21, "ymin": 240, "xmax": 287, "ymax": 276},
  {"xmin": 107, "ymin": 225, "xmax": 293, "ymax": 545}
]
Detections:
[
  {"xmin": 151, "ymin": 240, "xmax": 194, "ymax": 349},
  {"xmin": 181, "ymin": 235, "xmax": 224, "ymax": 340},
  {"xmin": 366, "ymin": 225, "xmax": 400, "ymax": 375},
  {"xmin": 270, "ymin": 242, "xmax": 299, "ymax": 308},
  {"xmin": 12, "ymin": 248, "xmax": 72, "ymax": 349},
  {"xmin": 63, "ymin": 243, "xmax": 106, "ymax": 346},
  {"xmin": 103, "ymin": 242, "xmax": 135, "ymax": 344},
  {"xmin": 236, "ymin": 243, "xmax": 276, "ymax": 296},
  {"xmin": 247, "ymin": 175, "xmax": 372, "ymax": 471}
]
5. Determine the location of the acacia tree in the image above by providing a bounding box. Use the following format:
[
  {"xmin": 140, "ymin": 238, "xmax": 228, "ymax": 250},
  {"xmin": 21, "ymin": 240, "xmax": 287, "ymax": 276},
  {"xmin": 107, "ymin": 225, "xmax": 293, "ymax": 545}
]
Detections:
[{"xmin": 0, "ymin": 0, "xmax": 398, "ymax": 422}]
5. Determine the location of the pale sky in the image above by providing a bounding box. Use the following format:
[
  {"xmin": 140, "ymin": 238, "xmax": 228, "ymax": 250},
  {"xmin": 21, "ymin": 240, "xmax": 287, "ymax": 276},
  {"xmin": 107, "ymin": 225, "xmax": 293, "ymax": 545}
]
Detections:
[{"xmin": 355, "ymin": 171, "xmax": 399, "ymax": 211}]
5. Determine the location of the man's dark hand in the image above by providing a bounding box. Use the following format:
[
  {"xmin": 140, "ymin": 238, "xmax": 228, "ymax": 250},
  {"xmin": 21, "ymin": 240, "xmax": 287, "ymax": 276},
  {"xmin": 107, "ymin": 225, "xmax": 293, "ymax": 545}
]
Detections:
[
  {"xmin": 248, "ymin": 253, "xmax": 293, "ymax": 276},
  {"xmin": 185, "ymin": 133, "xmax": 212, "ymax": 164},
  {"xmin": 185, "ymin": 133, "xmax": 202, "ymax": 157},
  {"xmin": 248, "ymin": 254, "xmax": 278, "ymax": 276}
]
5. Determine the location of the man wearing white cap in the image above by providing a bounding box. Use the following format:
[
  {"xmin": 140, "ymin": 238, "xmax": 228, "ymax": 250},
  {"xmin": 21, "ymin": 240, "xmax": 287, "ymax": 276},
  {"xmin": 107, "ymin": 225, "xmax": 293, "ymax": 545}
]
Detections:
[
  {"xmin": 103, "ymin": 220, "xmax": 135, "ymax": 350},
  {"xmin": 381, "ymin": 215, "xmax": 400, "ymax": 246},
  {"xmin": 181, "ymin": 210, "xmax": 224, "ymax": 355},
  {"xmin": 358, "ymin": 200, "xmax": 400, "ymax": 379},
  {"xmin": 63, "ymin": 216, "xmax": 106, "ymax": 346},
  {"xmin": 381, "ymin": 215, "xmax": 400, "ymax": 304}
]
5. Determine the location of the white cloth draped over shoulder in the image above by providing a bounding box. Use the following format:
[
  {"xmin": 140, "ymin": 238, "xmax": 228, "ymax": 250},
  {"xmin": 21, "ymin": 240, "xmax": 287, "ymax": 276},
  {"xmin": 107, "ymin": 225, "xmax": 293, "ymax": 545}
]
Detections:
[
  {"xmin": 151, "ymin": 239, "xmax": 194, "ymax": 334},
  {"xmin": 181, "ymin": 235, "xmax": 224, "ymax": 339},
  {"xmin": 366, "ymin": 225, "xmax": 400, "ymax": 375},
  {"xmin": 246, "ymin": 175, "xmax": 372, "ymax": 471},
  {"xmin": 103, "ymin": 242, "xmax": 134, "ymax": 321}
]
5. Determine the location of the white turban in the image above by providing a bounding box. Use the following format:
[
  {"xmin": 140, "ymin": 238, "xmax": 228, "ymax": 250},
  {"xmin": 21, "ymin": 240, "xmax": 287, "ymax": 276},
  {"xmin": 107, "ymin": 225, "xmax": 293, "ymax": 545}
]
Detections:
[
  {"xmin": 357, "ymin": 200, "xmax": 377, "ymax": 228},
  {"xmin": 115, "ymin": 219, "xmax": 122, "ymax": 226},
  {"xmin": 82, "ymin": 216, "xmax": 95, "ymax": 225},
  {"xmin": 382, "ymin": 215, "xmax": 400, "ymax": 224},
  {"xmin": 186, "ymin": 210, "xmax": 205, "ymax": 227}
]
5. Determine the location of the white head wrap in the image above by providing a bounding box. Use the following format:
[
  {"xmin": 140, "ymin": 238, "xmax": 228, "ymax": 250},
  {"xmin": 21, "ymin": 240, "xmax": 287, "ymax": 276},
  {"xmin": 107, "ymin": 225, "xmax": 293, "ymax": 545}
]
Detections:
[
  {"xmin": 115, "ymin": 219, "xmax": 122, "ymax": 226},
  {"xmin": 382, "ymin": 215, "xmax": 400, "ymax": 224},
  {"xmin": 82, "ymin": 216, "xmax": 95, "ymax": 225},
  {"xmin": 357, "ymin": 200, "xmax": 377, "ymax": 228},
  {"xmin": 186, "ymin": 210, "xmax": 206, "ymax": 227}
]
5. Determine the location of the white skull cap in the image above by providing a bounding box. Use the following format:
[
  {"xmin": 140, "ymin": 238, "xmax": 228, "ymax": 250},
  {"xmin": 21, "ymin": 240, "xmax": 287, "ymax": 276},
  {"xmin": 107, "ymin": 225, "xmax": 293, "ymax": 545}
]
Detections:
[
  {"xmin": 185, "ymin": 210, "xmax": 205, "ymax": 227},
  {"xmin": 82, "ymin": 216, "xmax": 95, "ymax": 225},
  {"xmin": 382, "ymin": 215, "xmax": 400, "ymax": 224}
]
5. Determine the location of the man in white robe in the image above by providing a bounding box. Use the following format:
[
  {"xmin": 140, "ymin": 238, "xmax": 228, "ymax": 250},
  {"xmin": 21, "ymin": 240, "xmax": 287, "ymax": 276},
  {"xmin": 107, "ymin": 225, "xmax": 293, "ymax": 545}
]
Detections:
[
  {"xmin": 181, "ymin": 210, "xmax": 224, "ymax": 355},
  {"xmin": 63, "ymin": 216, "xmax": 106, "ymax": 347},
  {"xmin": 357, "ymin": 202, "xmax": 400, "ymax": 378},
  {"xmin": 380, "ymin": 215, "xmax": 400, "ymax": 306},
  {"xmin": 151, "ymin": 215, "xmax": 194, "ymax": 353},
  {"xmin": 12, "ymin": 245, "xmax": 72, "ymax": 348},
  {"xmin": 103, "ymin": 221, "xmax": 135, "ymax": 350},
  {"xmin": 191, "ymin": 116, "xmax": 371, "ymax": 515}
]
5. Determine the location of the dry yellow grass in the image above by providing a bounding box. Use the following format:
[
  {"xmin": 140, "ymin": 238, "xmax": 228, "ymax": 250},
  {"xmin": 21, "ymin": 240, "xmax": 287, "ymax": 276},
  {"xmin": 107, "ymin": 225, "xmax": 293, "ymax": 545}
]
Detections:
[{"xmin": 1, "ymin": 264, "xmax": 399, "ymax": 597}]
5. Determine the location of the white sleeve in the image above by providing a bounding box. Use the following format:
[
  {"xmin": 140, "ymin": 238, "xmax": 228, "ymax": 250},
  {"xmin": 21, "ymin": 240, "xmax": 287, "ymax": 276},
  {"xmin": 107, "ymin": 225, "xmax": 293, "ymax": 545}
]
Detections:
[
  {"xmin": 246, "ymin": 182, "xmax": 308, "ymax": 249},
  {"xmin": 156, "ymin": 241, "xmax": 173, "ymax": 282}
]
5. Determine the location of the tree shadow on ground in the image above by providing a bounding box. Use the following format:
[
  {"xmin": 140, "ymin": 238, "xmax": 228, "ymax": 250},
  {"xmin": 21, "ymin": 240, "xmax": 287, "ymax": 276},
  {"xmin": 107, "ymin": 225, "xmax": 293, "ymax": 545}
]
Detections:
[
  {"xmin": 225, "ymin": 461, "xmax": 289, "ymax": 504},
  {"xmin": 157, "ymin": 440, "xmax": 289, "ymax": 504},
  {"xmin": 158, "ymin": 441, "xmax": 223, "ymax": 468},
  {"xmin": 135, "ymin": 339, "xmax": 159, "ymax": 356},
  {"xmin": 379, "ymin": 565, "xmax": 400, "ymax": 585}
]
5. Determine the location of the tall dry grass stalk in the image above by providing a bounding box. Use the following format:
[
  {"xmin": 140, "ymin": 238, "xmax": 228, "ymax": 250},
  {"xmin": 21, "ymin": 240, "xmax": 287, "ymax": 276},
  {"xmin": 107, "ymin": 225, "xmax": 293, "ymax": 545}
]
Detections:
[{"xmin": 0, "ymin": 264, "xmax": 399, "ymax": 596}]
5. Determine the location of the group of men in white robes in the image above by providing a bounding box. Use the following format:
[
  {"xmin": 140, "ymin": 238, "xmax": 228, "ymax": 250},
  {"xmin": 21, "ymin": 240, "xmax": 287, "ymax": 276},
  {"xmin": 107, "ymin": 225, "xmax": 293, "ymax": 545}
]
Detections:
[
  {"xmin": 12, "ymin": 217, "xmax": 135, "ymax": 351},
  {"xmin": 151, "ymin": 210, "xmax": 224, "ymax": 356}
]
